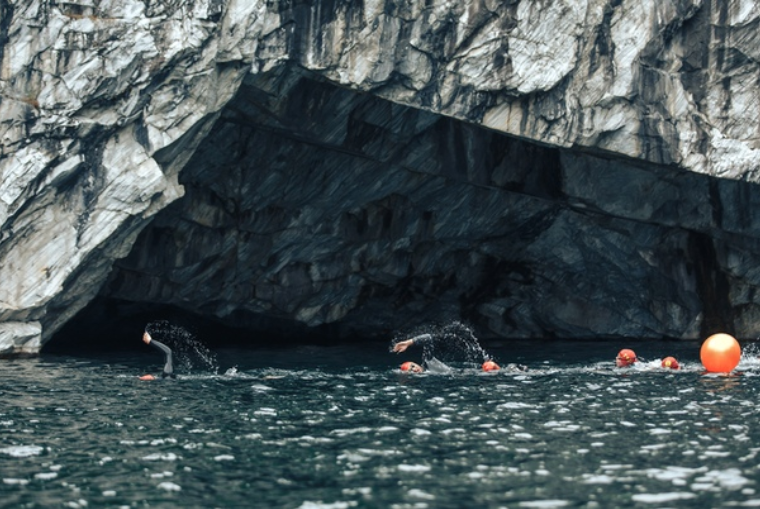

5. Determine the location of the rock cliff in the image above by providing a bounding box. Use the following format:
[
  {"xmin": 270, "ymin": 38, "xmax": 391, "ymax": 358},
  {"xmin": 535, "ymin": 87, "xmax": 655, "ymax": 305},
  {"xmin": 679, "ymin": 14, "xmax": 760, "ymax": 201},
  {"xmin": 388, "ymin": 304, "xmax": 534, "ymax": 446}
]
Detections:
[{"xmin": 1, "ymin": 0, "xmax": 758, "ymax": 354}]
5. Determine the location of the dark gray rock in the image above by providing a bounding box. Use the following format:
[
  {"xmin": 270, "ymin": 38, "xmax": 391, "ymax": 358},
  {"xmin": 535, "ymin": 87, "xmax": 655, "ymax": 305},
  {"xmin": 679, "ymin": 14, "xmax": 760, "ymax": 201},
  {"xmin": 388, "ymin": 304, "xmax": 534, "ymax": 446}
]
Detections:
[{"xmin": 0, "ymin": 1, "xmax": 759, "ymax": 353}]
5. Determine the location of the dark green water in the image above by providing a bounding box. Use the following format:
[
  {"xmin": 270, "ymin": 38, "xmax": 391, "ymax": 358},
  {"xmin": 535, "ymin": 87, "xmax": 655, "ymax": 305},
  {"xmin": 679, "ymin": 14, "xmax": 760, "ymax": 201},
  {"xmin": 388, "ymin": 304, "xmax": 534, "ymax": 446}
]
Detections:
[{"xmin": 3, "ymin": 340, "xmax": 760, "ymax": 508}]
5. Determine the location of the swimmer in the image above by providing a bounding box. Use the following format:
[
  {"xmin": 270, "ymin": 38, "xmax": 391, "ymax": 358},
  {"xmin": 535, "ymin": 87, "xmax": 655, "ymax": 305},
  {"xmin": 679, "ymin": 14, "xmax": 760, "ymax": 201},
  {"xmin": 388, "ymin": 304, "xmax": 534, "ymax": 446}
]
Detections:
[
  {"xmin": 399, "ymin": 361, "xmax": 424, "ymax": 373},
  {"xmin": 139, "ymin": 331, "xmax": 176, "ymax": 381},
  {"xmin": 392, "ymin": 325, "xmax": 512, "ymax": 373},
  {"xmin": 482, "ymin": 360, "xmax": 500, "ymax": 372},
  {"xmin": 661, "ymin": 356, "xmax": 680, "ymax": 369},
  {"xmin": 393, "ymin": 333, "xmax": 452, "ymax": 373},
  {"xmin": 615, "ymin": 349, "xmax": 637, "ymax": 368}
]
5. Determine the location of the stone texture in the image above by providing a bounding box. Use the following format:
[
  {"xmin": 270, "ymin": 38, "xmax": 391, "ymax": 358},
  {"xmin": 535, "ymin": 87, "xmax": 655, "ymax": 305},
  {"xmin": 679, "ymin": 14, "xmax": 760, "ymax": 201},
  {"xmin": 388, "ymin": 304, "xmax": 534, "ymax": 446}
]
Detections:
[{"xmin": 0, "ymin": 0, "xmax": 759, "ymax": 353}]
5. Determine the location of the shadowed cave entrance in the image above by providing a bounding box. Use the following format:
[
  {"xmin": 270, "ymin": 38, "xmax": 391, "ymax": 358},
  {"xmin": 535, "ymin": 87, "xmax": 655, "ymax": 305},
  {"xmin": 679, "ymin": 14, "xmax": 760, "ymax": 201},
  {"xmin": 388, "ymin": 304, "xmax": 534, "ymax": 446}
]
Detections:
[{"xmin": 48, "ymin": 68, "xmax": 752, "ymax": 352}]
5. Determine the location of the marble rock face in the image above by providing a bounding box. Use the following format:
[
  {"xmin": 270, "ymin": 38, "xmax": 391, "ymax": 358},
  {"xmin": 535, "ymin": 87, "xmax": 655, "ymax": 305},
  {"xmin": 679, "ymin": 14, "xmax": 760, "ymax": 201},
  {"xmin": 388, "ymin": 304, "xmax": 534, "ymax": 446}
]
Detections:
[{"xmin": 0, "ymin": 0, "xmax": 758, "ymax": 354}]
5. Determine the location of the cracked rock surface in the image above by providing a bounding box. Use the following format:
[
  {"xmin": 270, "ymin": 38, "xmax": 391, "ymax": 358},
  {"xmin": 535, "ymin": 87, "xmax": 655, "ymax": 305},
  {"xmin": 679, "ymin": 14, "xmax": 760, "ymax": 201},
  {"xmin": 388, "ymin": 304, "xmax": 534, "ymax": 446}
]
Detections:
[{"xmin": 0, "ymin": 0, "xmax": 758, "ymax": 353}]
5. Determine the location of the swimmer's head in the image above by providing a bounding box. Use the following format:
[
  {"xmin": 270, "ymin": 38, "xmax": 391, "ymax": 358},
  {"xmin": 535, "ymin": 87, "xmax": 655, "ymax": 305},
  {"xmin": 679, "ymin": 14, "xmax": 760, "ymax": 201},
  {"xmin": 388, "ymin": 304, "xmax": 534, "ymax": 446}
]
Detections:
[
  {"xmin": 661, "ymin": 356, "xmax": 679, "ymax": 370},
  {"xmin": 400, "ymin": 361, "xmax": 423, "ymax": 373},
  {"xmin": 482, "ymin": 360, "xmax": 500, "ymax": 372},
  {"xmin": 616, "ymin": 349, "xmax": 637, "ymax": 367}
]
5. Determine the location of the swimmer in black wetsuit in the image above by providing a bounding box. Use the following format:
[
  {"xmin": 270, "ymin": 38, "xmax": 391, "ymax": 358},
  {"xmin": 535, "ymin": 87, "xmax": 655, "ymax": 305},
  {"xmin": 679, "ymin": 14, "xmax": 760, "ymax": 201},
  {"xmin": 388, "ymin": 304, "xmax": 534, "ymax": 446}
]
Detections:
[
  {"xmin": 392, "ymin": 326, "xmax": 526, "ymax": 373},
  {"xmin": 139, "ymin": 331, "xmax": 176, "ymax": 381}
]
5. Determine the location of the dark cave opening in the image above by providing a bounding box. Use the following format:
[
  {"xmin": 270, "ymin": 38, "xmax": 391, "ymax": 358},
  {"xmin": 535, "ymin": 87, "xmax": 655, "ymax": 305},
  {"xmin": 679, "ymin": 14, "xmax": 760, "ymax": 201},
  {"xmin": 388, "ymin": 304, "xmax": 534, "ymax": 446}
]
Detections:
[
  {"xmin": 41, "ymin": 68, "xmax": 760, "ymax": 354},
  {"xmin": 45, "ymin": 297, "xmax": 368, "ymax": 354}
]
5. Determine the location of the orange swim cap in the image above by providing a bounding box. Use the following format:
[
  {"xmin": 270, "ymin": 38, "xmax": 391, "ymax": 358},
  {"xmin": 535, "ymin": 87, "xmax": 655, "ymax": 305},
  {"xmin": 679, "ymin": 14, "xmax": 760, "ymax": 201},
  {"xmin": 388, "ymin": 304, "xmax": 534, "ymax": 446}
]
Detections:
[
  {"xmin": 400, "ymin": 362, "xmax": 423, "ymax": 373},
  {"xmin": 482, "ymin": 360, "xmax": 500, "ymax": 372},
  {"xmin": 661, "ymin": 356, "xmax": 680, "ymax": 369},
  {"xmin": 616, "ymin": 349, "xmax": 637, "ymax": 367}
]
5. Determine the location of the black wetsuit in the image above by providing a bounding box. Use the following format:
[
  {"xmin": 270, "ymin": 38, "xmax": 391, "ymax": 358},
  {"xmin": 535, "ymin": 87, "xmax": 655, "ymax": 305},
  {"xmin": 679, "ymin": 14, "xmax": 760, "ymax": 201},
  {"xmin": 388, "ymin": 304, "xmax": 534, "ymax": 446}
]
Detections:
[
  {"xmin": 149, "ymin": 339, "xmax": 175, "ymax": 379},
  {"xmin": 406, "ymin": 333, "xmax": 438, "ymax": 364}
]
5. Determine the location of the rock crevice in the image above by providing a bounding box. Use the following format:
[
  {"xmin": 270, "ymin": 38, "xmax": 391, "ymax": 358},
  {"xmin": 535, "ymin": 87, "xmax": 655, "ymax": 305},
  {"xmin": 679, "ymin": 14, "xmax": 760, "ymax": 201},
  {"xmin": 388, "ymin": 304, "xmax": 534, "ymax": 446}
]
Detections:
[{"xmin": 0, "ymin": 0, "xmax": 759, "ymax": 353}]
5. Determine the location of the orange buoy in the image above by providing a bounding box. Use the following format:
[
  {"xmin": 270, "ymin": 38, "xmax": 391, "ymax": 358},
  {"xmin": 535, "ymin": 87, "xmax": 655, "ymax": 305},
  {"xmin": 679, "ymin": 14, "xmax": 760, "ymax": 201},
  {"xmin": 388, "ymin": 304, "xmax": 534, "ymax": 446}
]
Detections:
[
  {"xmin": 661, "ymin": 356, "xmax": 680, "ymax": 370},
  {"xmin": 700, "ymin": 333, "xmax": 741, "ymax": 373},
  {"xmin": 482, "ymin": 360, "xmax": 500, "ymax": 372},
  {"xmin": 616, "ymin": 349, "xmax": 637, "ymax": 367}
]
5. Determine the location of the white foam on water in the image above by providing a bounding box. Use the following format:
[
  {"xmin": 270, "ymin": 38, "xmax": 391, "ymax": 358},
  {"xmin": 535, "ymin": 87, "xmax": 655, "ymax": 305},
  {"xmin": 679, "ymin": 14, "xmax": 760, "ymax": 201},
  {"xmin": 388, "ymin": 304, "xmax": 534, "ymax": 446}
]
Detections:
[
  {"xmin": 331, "ymin": 427, "xmax": 373, "ymax": 436},
  {"xmin": 398, "ymin": 464, "xmax": 431, "ymax": 473},
  {"xmin": 581, "ymin": 474, "xmax": 615, "ymax": 484},
  {"xmin": 700, "ymin": 449, "xmax": 731, "ymax": 458},
  {"xmin": 642, "ymin": 466, "xmax": 707, "ymax": 485},
  {"xmin": 150, "ymin": 438, "xmax": 177, "ymax": 446},
  {"xmin": 339, "ymin": 452, "xmax": 370, "ymax": 463},
  {"xmin": 297, "ymin": 501, "xmax": 356, "ymax": 509},
  {"xmin": 600, "ymin": 464, "xmax": 633, "ymax": 470},
  {"xmin": 142, "ymin": 453, "xmax": 178, "ymax": 461},
  {"xmin": 34, "ymin": 472, "xmax": 58, "ymax": 480},
  {"xmin": 3, "ymin": 478, "xmax": 30, "ymax": 485},
  {"xmin": 407, "ymin": 489, "xmax": 435, "ymax": 500},
  {"xmin": 251, "ymin": 384, "xmax": 274, "ymax": 392},
  {"xmin": 214, "ymin": 455, "xmax": 235, "ymax": 461},
  {"xmin": 341, "ymin": 487, "xmax": 371, "ymax": 497},
  {"xmin": 63, "ymin": 499, "xmax": 88, "ymax": 508},
  {"xmin": 0, "ymin": 445, "xmax": 43, "ymax": 457},
  {"xmin": 518, "ymin": 500, "xmax": 569, "ymax": 508},
  {"xmin": 157, "ymin": 481, "xmax": 181, "ymax": 492},
  {"xmin": 632, "ymin": 492, "xmax": 696, "ymax": 503},
  {"xmin": 357, "ymin": 448, "xmax": 401, "ymax": 457},
  {"xmin": 498, "ymin": 402, "xmax": 535, "ymax": 409},
  {"xmin": 693, "ymin": 469, "xmax": 751, "ymax": 490}
]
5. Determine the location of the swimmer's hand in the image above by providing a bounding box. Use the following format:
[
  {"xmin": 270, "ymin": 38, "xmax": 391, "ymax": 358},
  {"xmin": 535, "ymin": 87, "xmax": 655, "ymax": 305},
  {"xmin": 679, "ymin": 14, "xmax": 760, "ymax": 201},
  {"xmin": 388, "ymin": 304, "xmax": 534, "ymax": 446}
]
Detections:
[
  {"xmin": 138, "ymin": 374, "xmax": 156, "ymax": 381},
  {"xmin": 392, "ymin": 339, "xmax": 414, "ymax": 353}
]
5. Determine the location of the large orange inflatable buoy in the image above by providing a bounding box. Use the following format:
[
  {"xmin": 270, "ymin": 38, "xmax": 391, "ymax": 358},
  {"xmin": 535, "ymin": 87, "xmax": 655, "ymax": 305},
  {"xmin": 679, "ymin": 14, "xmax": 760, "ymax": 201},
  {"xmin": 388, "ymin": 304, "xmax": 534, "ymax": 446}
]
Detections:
[{"xmin": 700, "ymin": 333, "xmax": 741, "ymax": 373}]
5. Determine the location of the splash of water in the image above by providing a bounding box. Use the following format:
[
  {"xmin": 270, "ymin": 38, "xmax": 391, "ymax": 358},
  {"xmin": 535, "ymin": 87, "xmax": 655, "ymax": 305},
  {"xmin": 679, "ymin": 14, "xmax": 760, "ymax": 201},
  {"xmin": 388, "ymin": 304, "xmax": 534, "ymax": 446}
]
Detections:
[
  {"xmin": 393, "ymin": 321, "xmax": 491, "ymax": 366},
  {"xmin": 145, "ymin": 320, "xmax": 219, "ymax": 374}
]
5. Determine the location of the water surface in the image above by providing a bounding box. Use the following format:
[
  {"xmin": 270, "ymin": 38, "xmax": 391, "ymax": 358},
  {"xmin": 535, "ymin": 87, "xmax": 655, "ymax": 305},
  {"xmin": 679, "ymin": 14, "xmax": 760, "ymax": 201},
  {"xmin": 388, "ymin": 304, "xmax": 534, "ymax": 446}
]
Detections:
[{"xmin": 3, "ymin": 340, "xmax": 760, "ymax": 508}]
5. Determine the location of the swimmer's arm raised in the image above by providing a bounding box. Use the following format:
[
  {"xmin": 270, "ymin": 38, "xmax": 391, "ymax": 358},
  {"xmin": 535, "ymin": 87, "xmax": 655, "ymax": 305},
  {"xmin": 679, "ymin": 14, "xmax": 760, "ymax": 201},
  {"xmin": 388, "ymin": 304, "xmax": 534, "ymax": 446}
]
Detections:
[
  {"xmin": 392, "ymin": 334, "xmax": 433, "ymax": 353},
  {"xmin": 149, "ymin": 339, "xmax": 174, "ymax": 377}
]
